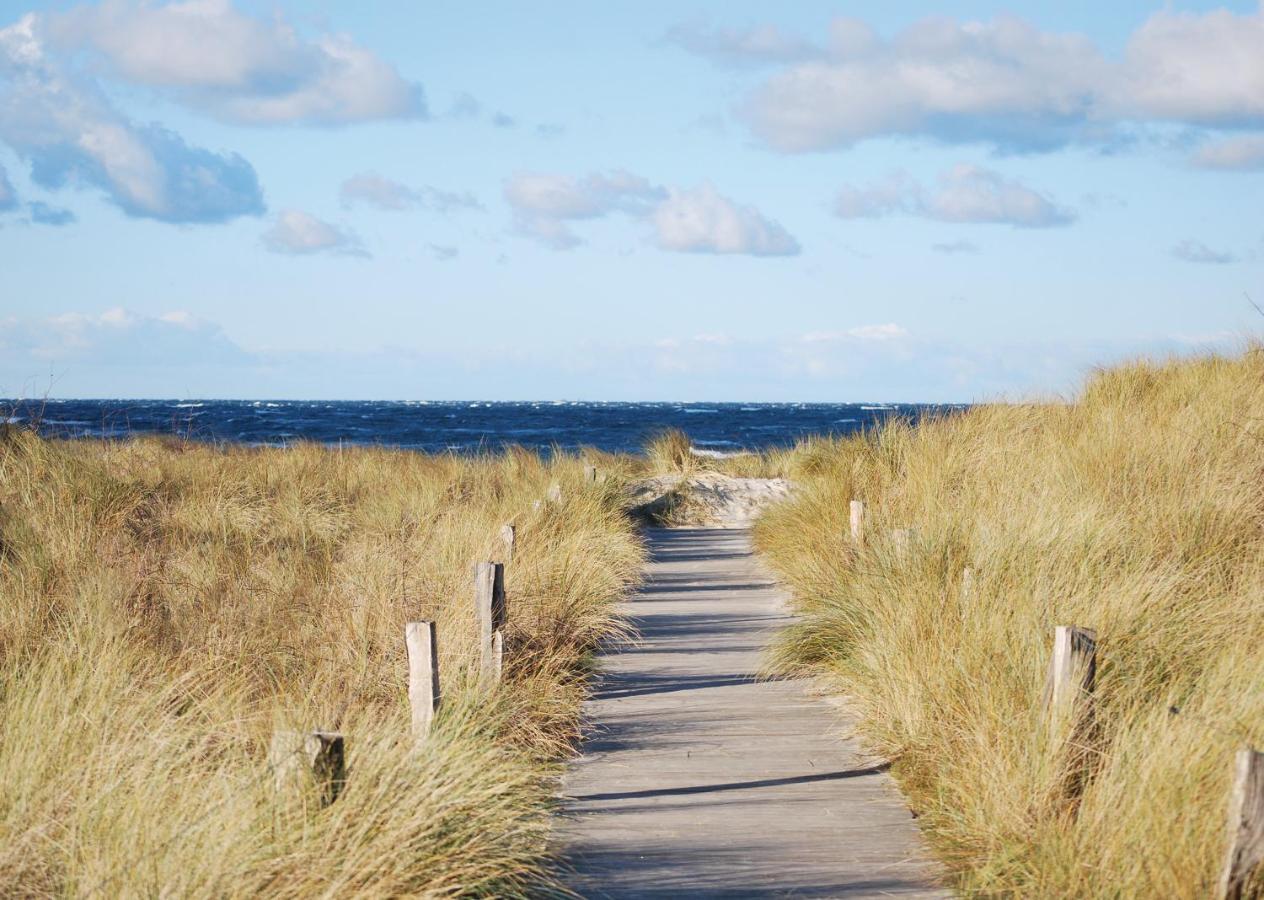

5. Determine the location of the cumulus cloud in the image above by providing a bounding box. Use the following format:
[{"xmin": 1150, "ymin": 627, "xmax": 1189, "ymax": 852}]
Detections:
[
  {"xmin": 706, "ymin": 9, "xmax": 1264, "ymax": 154},
  {"xmin": 47, "ymin": 0, "xmax": 426, "ymax": 126},
  {"xmin": 835, "ymin": 166, "xmax": 1075, "ymax": 228},
  {"xmin": 652, "ymin": 183, "xmax": 800, "ymax": 256},
  {"xmin": 503, "ymin": 171, "xmax": 798, "ymax": 256},
  {"xmin": 1190, "ymin": 135, "xmax": 1264, "ymax": 171},
  {"xmin": 1169, "ymin": 239, "xmax": 1237, "ymax": 265},
  {"xmin": 0, "ymin": 13, "xmax": 264, "ymax": 223},
  {"xmin": 663, "ymin": 21, "xmax": 823, "ymax": 67},
  {"xmin": 262, "ymin": 210, "xmax": 366, "ymax": 257},
  {"xmin": 339, "ymin": 173, "xmax": 481, "ymax": 213},
  {"xmin": 503, "ymin": 170, "xmax": 665, "ymax": 250}
]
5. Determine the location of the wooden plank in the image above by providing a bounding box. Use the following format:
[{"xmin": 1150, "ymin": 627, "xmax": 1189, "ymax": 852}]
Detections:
[
  {"xmin": 1219, "ymin": 748, "xmax": 1264, "ymax": 900},
  {"xmin": 849, "ymin": 500, "xmax": 865, "ymax": 543},
  {"xmin": 1043, "ymin": 625, "xmax": 1097, "ymax": 722},
  {"xmin": 269, "ymin": 730, "xmax": 346, "ymax": 806},
  {"xmin": 405, "ymin": 621, "xmax": 440, "ymax": 740},
  {"xmin": 500, "ymin": 523, "xmax": 516, "ymax": 563},
  {"xmin": 474, "ymin": 562, "xmax": 507, "ymax": 684}
]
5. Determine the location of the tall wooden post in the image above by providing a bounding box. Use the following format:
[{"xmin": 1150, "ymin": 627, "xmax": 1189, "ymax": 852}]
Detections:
[
  {"xmin": 849, "ymin": 500, "xmax": 865, "ymax": 543},
  {"xmin": 1044, "ymin": 625, "xmax": 1097, "ymax": 723},
  {"xmin": 405, "ymin": 621, "xmax": 440, "ymax": 740},
  {"xmin": 474, "ymin": 562, "xmax": 507, "ymax": 685},
  {"xmin": 1219, "ymin": 748, "xmax": 1264, "ymax": 900},
  {"xmin": 269, "ymin": 730, "xmax": 346, "ymax": 807}
]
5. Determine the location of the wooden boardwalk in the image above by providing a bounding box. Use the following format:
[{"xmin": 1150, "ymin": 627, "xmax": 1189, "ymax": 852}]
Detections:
[{"xmin": 556, "ymin": 527, "xmax": 948, "ymax": 899}]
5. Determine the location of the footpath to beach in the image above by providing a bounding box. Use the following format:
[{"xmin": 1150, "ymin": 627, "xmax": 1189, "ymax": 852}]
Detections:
[{"xmin": 557, "ymin": 526, "xmax": 948, "ymax": 899}]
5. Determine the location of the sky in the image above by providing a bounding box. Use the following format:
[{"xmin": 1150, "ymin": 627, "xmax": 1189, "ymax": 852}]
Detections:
[{"xmin": 0, "ymin": 0, "xmax": 1262, "ymax": 402}]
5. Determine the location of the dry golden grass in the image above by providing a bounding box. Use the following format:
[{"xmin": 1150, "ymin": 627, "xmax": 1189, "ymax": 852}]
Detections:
[
  {"xmin": 0, "ymin": 433, "xmax": 643, "ymax": 897},
  {"xmin": 754, "ymin": 350, "xmax": 1264, "ymax": 897}
]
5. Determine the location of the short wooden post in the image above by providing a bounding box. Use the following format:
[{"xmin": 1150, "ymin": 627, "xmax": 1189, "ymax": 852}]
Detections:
[
  {"xmin": 269, "ymin": 730, "xmax": 346, "ymax": 807},
  {"xmin": 474, "ymin": 562, "xmax": 507, "ymax": 685},
  {"xmin": 546, "ymin": 482, "xmax": 562, "ymax": 504},
  {"xmin": 405, "ymin": 621, "xmax": 440, "ymax": 740},
  {"xmin": 500, "ymin": 523, "xmax": 516, "ymax": 563},
  {"xmin": 1219, "ymin": 748, "xmax": 1264, "ymax": 900},
  {"xmin": 583, "ymin": 464, "xmax": 598, "ymax": 483},
  {"xmin": 849, "ymin": 500, "xmax": 865, "ymax": 543},
  {"xmin": 1043, "ymin": 625, "xmax": 1097, "ymax": 723}
]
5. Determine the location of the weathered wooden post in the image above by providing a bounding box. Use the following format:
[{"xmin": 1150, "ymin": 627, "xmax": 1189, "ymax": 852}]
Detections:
[
  {"xmin": 849, "ymin": 500, "xmax": 865, "ymax": 543},
  {"xmin": 500, "ymin": 523, "xmax": 516, "ymax": 563},
  {"xmin": 1043, "ymin": 625, "xmax": 1097, "ymax": 724},
  {"xmin": 474, "ymin": 562, "xmax": 507, "ymax": 686},
  {"xmin": 1219, "ymin": 748, "xmax": 1264, "ymax": 900},
  {"xmin": 269, "ymin": 730, "xmax": 346, "ymax": 807},
  {"xmin": 405, "ymin": 621, "xmax": 440, "ymax": 740},
  {"xmin": 546, "ymin": 482, "xmax": 562, "ymax": 504},
  {"xmin": 583, "ymin": 464, "xmax": 598, "ymax": 483}
]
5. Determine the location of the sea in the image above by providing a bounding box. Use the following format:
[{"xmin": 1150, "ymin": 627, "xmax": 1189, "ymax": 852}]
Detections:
[{"xmin": 3, "ymin": 399, "xmax": 965, "ymax": 456}]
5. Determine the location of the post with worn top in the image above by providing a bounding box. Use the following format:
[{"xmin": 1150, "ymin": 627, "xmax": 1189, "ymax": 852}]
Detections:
[
  {"xmin": 269, "ymin": 730, "xmax": 346, "ymax": 807},
  {"xmin": 1043, "ymin": 625, "xmax": 1097, "ymax": 726},
  {"xmin": 405, "ymin": 621, "xmax": 440, "ymax": 740},
  {"xmin": 849, "ymin": 500, "xmax": 865, "ymax": 543},
  {"xmin": 474, "ymin": 562, "xmax": 507, "ymax": 686},
  {"xmin": 500, "ymin": 523, "xmax": 516, "ymax": 564},
  {"xmin": 1219, "ymin": 748, "xmax": 1264, "ymax": 900}
]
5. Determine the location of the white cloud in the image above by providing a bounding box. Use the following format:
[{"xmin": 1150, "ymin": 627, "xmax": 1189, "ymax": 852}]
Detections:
[
  {"xmin": 339, "ymin": 173, "xmax": 481, "ymax": 213},
  {"xmin": 835, "ymin": 166, "xmax": 1075, "ymax": 228},
  {"xmin": 653, "ymin": 183, "xmax": 800, "ymax": 256},
  {"xmin": 1169, "ymin": 239, "xmax": 1237, "ymax": 265},
  {"xmin": 663, "ymin": 21, "xmax": 823, "ymax": 67},
  {"xmin": 48, "ymin": 0, "xmax": 426, "ymax": 126},
  {"xmin": 708, "ymin": 9, "xmax": 1264, "ymax": 154},
  {"xmin": 261, "ymin": 210, "xmax": 366, "ymax": 257},
  {"xmin": 1189, "ymin": 135, "xmax": 1264, "ymax": 171},
  {"xmin": 0, "ymin": 306, "xmax": 248, "ymax": 367},
  {"xmin": 503, "ymin": 170, "xmax": 799, "ymax": 257},
  {"xmin": 0, "ymin": 13, "xmax": 263, "ymax": 223},
  {"xmin": 503, "ymin": 170, "xmax": 665, "ymax": 250}
]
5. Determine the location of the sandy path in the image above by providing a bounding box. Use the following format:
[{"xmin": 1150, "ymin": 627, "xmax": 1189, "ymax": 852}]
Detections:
[{"xmin": 555, "ymin": 527, "xmax": 947, "ymax": 899}]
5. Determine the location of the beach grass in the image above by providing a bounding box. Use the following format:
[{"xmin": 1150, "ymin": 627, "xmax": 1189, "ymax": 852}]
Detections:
[
  {"xmin": 753, "ymin": 348, "xmax": 1264, "ymax": 897},
  {"xmin": 0, "ymin": 432, "xmax": 642, "ymax": 896}
]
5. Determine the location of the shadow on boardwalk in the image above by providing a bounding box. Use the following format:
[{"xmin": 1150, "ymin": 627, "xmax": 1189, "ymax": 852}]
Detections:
[{"xmin": 555, "ymin": 527, "xmax": 948, "ymax": 899}]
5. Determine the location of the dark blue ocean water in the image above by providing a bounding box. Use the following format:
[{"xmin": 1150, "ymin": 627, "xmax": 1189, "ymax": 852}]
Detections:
[{"xmin": 4, "ymin": 399, "xmax": 964, "ymax": 455}]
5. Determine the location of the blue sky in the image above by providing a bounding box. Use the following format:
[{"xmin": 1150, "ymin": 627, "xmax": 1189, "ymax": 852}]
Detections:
[{"xmin": 1, "ymin": 0, "xmax": 1261, "ymax": 401}]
